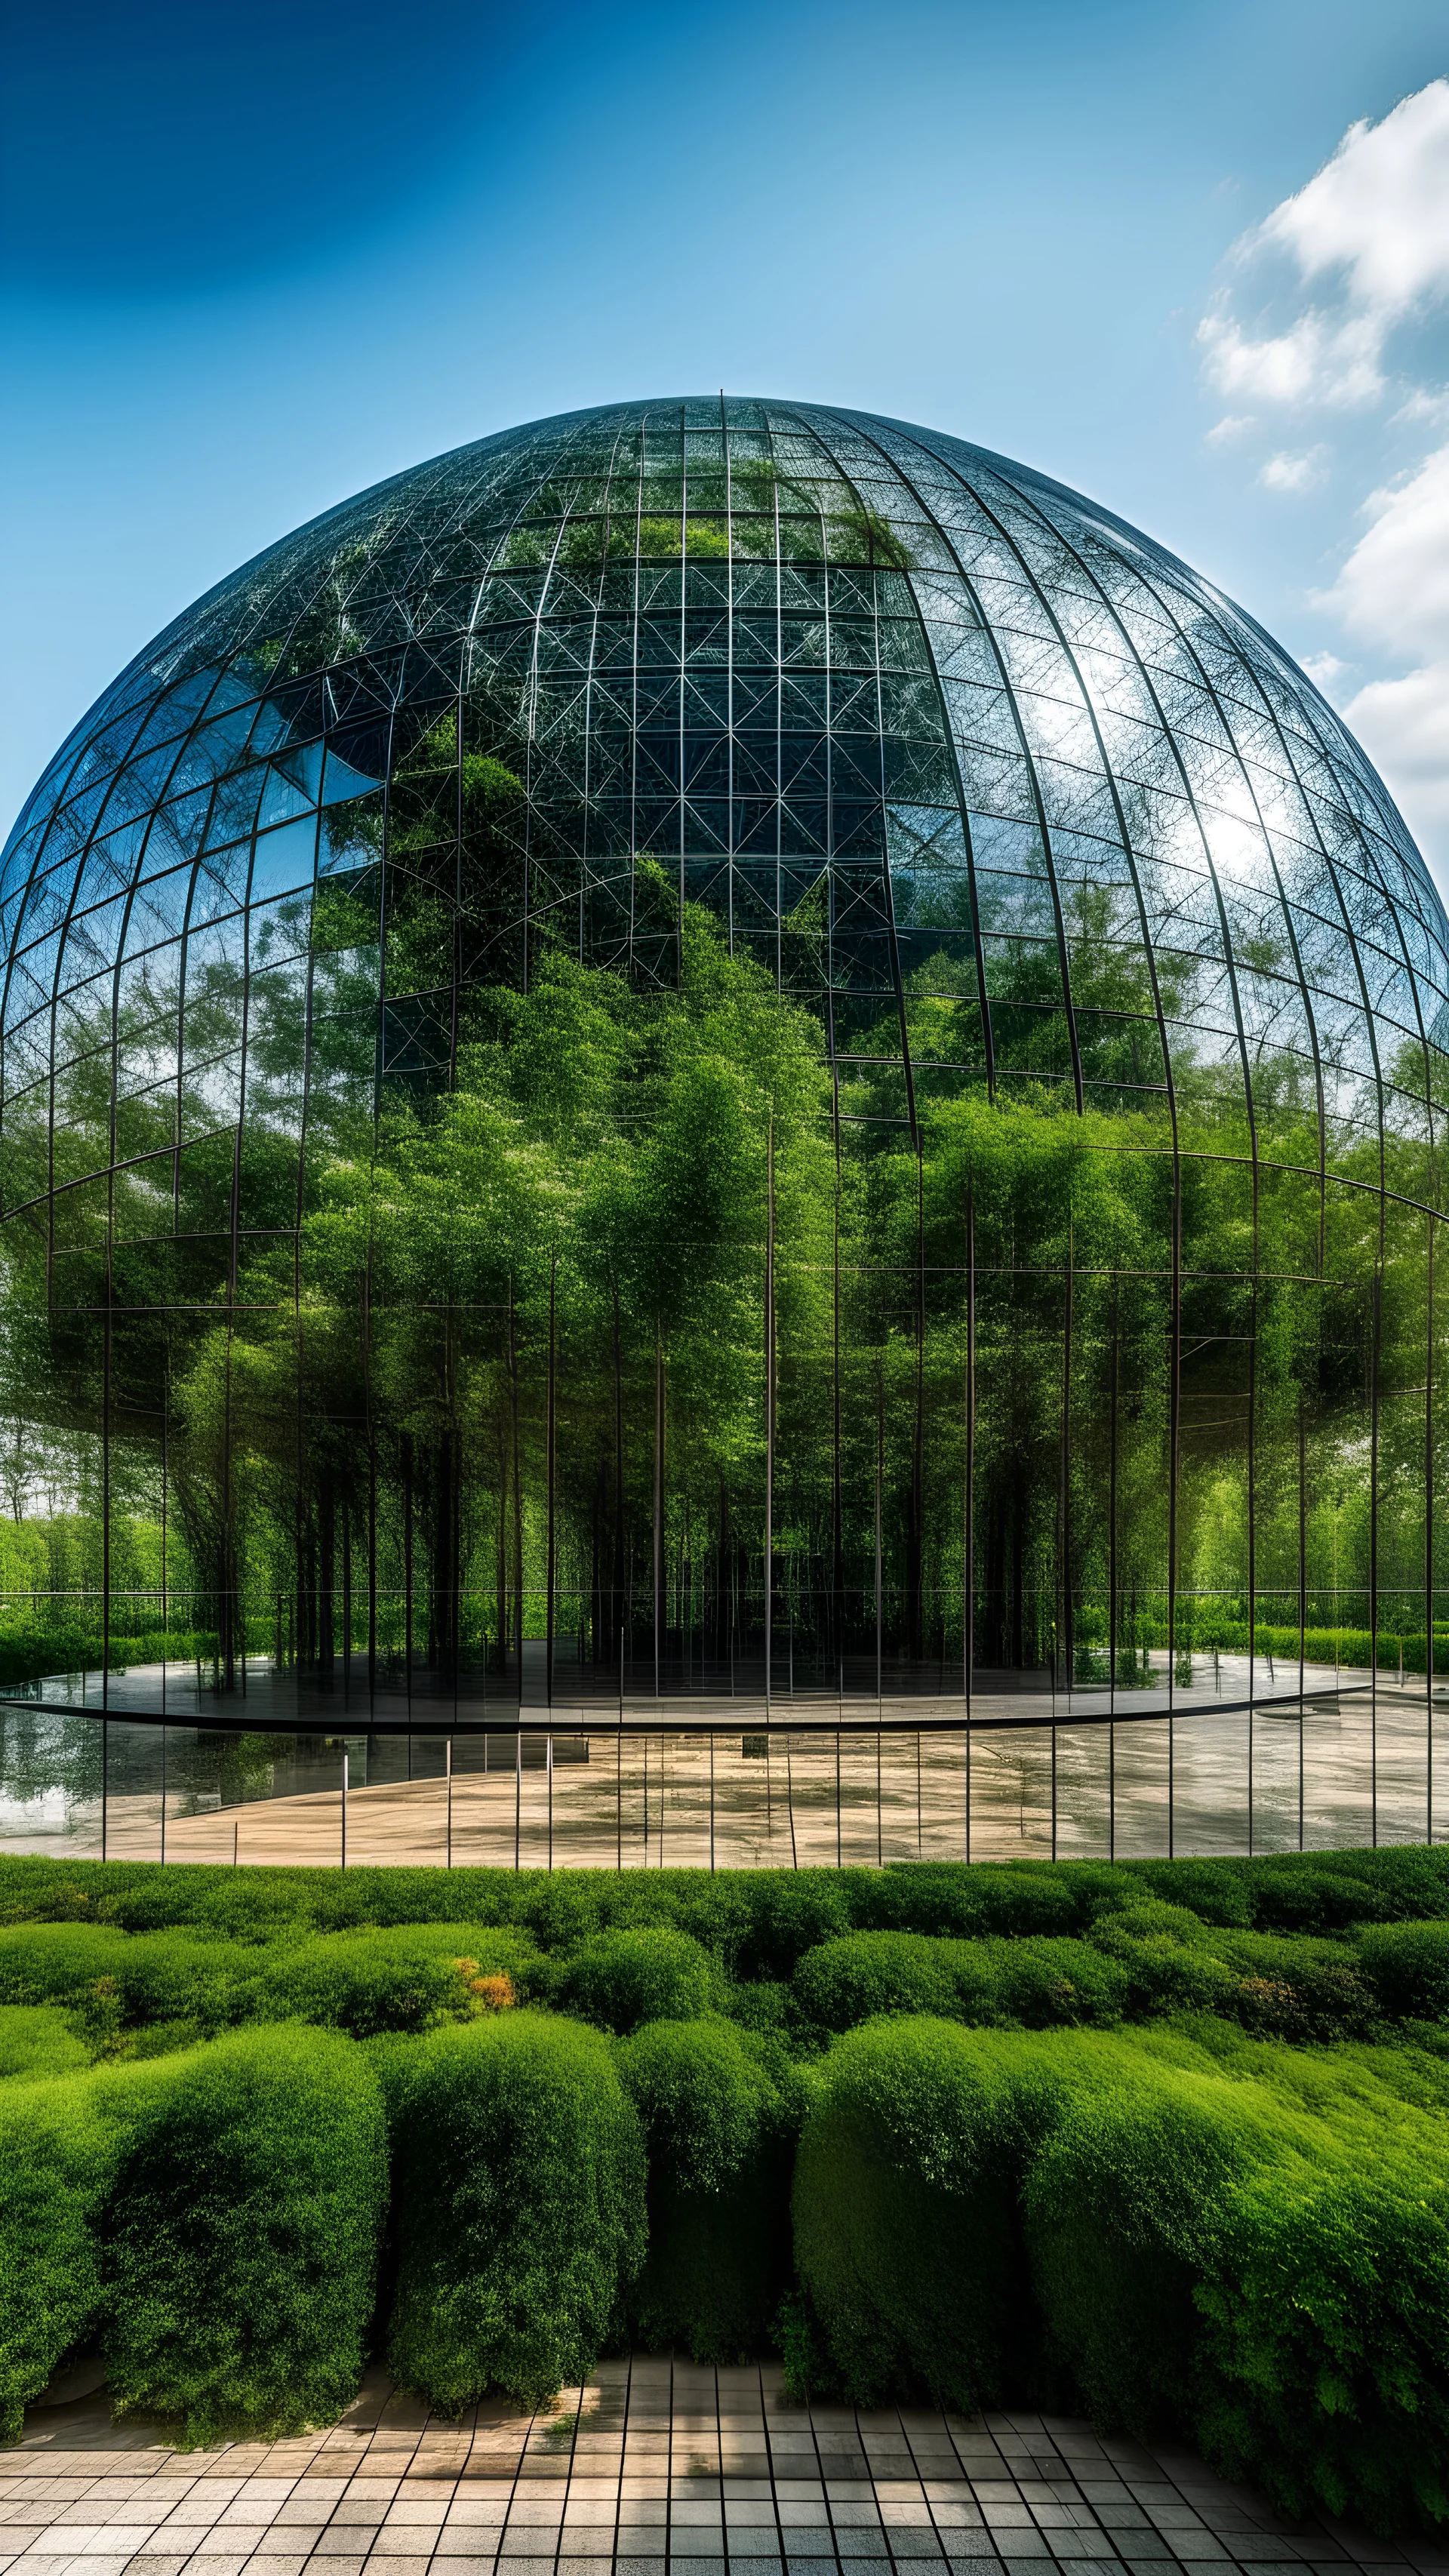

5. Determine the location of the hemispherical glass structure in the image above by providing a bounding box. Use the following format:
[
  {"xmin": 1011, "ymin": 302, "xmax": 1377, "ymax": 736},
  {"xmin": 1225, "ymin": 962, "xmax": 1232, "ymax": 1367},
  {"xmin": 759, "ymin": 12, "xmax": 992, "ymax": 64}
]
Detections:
[{"xmin": 2, "ymin": 394, "xmax": 1446, "ymax": 1865}]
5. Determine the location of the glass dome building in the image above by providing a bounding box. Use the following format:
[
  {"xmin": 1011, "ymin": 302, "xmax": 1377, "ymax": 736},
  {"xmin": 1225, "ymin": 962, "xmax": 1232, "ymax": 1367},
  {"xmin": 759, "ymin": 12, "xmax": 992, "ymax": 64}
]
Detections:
[{"xmin": 0, "ymin": 393, "xmax": 1445, "ymax": 1867}]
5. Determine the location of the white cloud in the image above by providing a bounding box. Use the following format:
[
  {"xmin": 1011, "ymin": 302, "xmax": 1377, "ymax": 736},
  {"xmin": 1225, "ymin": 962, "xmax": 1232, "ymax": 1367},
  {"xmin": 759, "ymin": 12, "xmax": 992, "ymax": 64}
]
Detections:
[
  {"xmin": 1195, "ymin": 83, "xmax": 1449, "ymax": 876},
  {"xmin": 1198, "ymin": 83, "xmax": 1449, "ymax": 420},
  {"xmin": 1258, "ymin": 445, "xmax": 1330, "ymax": 494},
  {"xmin": 1255, "ymin": 80, "xmax": 1449, "ymax": 312},
  {"xmin": 1319, "ymin": 452, "xmax": 1449, "ymax": 870},
  {"xmin": 1197, "ymin": 300, "xmax": 1383, "ymax": 410},
  {"xmin": 1302, "ymin": 652, "xmax": 1348, "ymax": 691},
  {"xmin": 1392, "ymin": 384, "xmax": 1449, "ymax": 426},
  {"xmin": 1205, "ymin": 413, "xmax": 1254, "ymax": 444},
  {"xmin": 1343, "ymin": 662, "xmax": 1449, "ymax": 845},
  {"xmin": 1319, "ymin": 444, "xmax": 1449, "ymax": 656}
]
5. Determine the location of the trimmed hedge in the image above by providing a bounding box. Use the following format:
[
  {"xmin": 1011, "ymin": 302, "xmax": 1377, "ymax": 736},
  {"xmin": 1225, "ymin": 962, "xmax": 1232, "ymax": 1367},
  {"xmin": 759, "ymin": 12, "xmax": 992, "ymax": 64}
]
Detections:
[
  {"xmin": 1087, "ymin": 1905, "xmax": 1380, "ymax": 2040},
  {"xmin": 248, "ymin": 1925, "xmax": 538, "ymax": 2038},
  {"xmin": 0, "ymin": 2005, "xmax": 89, "ymax": 2081},
  {"xmin": 556, "ymin": 1928, "xmax": 721, "ymax": 2032},
  {"xmin": 618, "ymin": 2017, "xmax": 800, "ymax": 2362},
  {"xmin": 791, "ymin": 1931, "xmax": 1131, "ymax": 2036},
  {"xmin": 794, "ymin": 2013, "xmax": 1449, "ymax": 2534},
  {"xmin": 0, "ymin": 2072, "xmax": 114, "ymax": 2439},
  {"xmin": 790, "ymin": 1915, "xmax": 1379, "ymax": 2045},
  {"xmin": 97, "ymin": 2025, "xmax": 388, "ymax": 2445},
  {"xmin": 385, "ymin": 2011, "xmax": 645, "ymax": 2411},
  {"xmin": 1356, "ymin": 1919, "xmax": 1449, "ymax": 2023},
  {"xmin": 791, "ymin": 2016, "xmax": 1051, "ymax": 2411},
  {"xmin": 10, "ymin": 1841, "xmax": 1449, "ymax": 1963},
  {"xmin": 1025, "ymin": 2027, "xmax": 1449, "ymax": 2534},
  {"xmin": 0, "ymin": 1920, "xmax": 539, "ymax": 2052},
  {"xmin": 0, "ymin": 1924, "xmax": 252, "ymax": 2034}
]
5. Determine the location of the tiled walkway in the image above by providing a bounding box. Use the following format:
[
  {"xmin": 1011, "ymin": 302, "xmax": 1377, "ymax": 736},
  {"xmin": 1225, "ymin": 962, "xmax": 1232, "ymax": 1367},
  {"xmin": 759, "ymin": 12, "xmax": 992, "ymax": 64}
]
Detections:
[{"xmin": 2, "ymin": 2362, "xmax": 1443, "ymax": 2576}]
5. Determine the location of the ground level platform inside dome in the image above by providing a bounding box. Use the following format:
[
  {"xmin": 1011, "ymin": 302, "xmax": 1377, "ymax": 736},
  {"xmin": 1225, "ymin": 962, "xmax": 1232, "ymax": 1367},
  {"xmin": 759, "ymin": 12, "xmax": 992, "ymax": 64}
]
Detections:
[
  {"xmin": 0, "ymin": 1667, "xmax": 1444, "ymax": 1864},
  {"xmin": 1, "ymin": 1651, "xmax": 1410, "ymax": 1731},
  {"xmin": 5, "ymin": 2357, "xmax": 1442, "ymax": 2576}
]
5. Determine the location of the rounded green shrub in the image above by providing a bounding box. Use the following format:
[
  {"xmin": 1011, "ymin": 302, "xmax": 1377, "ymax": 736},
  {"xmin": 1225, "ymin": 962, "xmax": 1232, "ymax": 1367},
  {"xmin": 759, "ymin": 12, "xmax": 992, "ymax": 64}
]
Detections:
[
  {"xmin": 0, "ymin": 1923, "xmax": 136, "ymax": 2004},
  {"xmin": 792, "ymin": 1932, "xmax": 985, "ymax": 2032},
  {"xmin": 386, "ymin": 2009, "xmax": 645, "ymax": 2411},
  {"xmin": 1023, "ymin": 2042, "xmax": 1279, "ymax": 2439},
  {"xmin": 1087, "ymin": 1904, "xmax": 1245, "ymax": 2017},
  {"xmin": 1211, "ymin": 1928, "xmax": 1377, "ymax": 2041},
  {"xmin": 557, "ymin": 1928, "xmax": 720, "ymax": 2033},
  {"xmin": 99, "ymin": 2024, "xmax": 388, "ymax": 2445},
  {"xmin": 985, "ymin": 1937, "xmax": 1130, "ymax": 2028},
  {"xmin": 250, "ymin": 1925, "xmax": 537, "ymax": 2037},
  {"xmin": 1087, "ymin": 1907, "xmax": 1377, "ymax": 2040},
  {"xmin": 1357, "ymin": 1919, "xmax": 1449, "ymax": 2023},
  {"xmin": 0, "ymin": 2072, "xmax": 113, "ymax": 2439},
  {"xmin": 0, "ymin": 2005, "xmax": 89, "ymax": 2081},
  {"xmin": 1023, "ymin": 2027, "xmax": 1449, "ymax": 2535},
  {"xmin": 791, "ymin": 1931, "xmax": 1129, "ymax": 2036},
  {"xmin": 791, "ymin": 2015, "xmax": 1047, "ymax": 2411},
  {"xmin": 618, "ymin": 2017, "xmax": 801, "ymax": 2362},
  {"xmin": 0, "ymin": 1923, "xmax": 251, "ymax": 2033}
]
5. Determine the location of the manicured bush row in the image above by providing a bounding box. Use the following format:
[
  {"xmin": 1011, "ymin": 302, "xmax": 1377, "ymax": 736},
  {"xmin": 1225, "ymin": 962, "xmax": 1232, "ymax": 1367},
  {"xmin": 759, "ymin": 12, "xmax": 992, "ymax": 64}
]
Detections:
[
  {"xmin": 792, "ymin": 2017, "xmax": 1449, "ymax": 2535},
  {"xmin": 96, "ymin": 2025, "xmax": 389, "ymax": 2446},
  {"xmin": 0, "ymin": 1894, "xmax": 1434, "ymax": 2061},
  {"xmin": 1, "ymin": 1971, "xmax": 1447, "ymax": 2528},
  {"xmin": 0, "ymin": 2002, "xmax": 650, "ymax": 2438},
  {"xmin": 791, "ymin": 1929, "xmax": 1132, "ymax": 2034},
  {"xmin": 0, "ymin": 1920, "xmax": 537, "ymax": 2048},
  {"xmin": 10, "ymin": 1840, "xmax": 1449, "ymax": 1962},
  {"xmin": 381, "ymin": 2011, "xmax": 646, "ymax": 2411},
  {"xmin": 550, "ymin": 1927, "xmax": 723, "ymax": 2032},
  {"xmin": 617, "ymin": 2017, "xmax": 802, "ymax": 2362},
  {"xmin": 789, "ymin": 1910, "xmax": 1381, "ymax": 2043},
  {"xmin": 0, "ymin": 2071, "xmax": 113, "ymax": 2439},
  {"xmin": 1028, "ymin": 2029, "xmax": 1449, "ymax": 2533}
]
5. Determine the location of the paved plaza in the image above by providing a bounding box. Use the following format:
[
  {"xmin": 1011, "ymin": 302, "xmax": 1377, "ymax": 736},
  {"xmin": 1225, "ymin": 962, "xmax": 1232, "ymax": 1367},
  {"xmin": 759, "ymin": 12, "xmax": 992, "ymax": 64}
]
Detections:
[{"xmin": 2, "ymin": 2362, "xmax": 1442, "ymax": 2576}]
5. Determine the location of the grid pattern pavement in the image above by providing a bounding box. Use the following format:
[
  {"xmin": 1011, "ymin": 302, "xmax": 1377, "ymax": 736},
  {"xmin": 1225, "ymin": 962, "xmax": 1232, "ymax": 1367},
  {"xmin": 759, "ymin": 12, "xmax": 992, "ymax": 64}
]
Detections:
[{"xmin": 1, "ymin": 2362, "xmax": 1444, "ymax": 2576}]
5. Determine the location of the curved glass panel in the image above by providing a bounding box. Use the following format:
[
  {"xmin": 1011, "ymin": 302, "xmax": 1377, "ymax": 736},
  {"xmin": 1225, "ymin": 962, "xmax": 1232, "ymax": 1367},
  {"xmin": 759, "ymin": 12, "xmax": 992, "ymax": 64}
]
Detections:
[{"xmin": 1, "ymin": 395, "xmax": 1445, "ymax": 1858}]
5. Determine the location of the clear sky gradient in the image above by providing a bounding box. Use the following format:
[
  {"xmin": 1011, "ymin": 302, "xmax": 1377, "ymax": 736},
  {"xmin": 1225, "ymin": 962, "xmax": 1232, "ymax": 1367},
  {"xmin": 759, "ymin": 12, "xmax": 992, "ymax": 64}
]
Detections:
[{"xmin": 6, "ymin": 0, "xmax": 1449, "ymax": 873}]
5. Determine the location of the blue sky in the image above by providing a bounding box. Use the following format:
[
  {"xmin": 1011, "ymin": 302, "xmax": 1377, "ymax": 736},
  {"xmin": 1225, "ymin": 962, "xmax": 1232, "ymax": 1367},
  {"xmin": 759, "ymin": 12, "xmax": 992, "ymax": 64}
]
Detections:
[{"xmin": 6, "ymin": 0, "xmax": 1449, "ymax": 873}]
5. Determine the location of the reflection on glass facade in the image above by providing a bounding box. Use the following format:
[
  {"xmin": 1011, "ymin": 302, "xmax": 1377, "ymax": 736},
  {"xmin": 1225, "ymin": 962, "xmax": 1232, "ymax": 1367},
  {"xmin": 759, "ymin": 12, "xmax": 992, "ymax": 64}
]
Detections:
[{"xmin": 1, "ymin": 395, "xmax": 1447, "ymax": 1861}]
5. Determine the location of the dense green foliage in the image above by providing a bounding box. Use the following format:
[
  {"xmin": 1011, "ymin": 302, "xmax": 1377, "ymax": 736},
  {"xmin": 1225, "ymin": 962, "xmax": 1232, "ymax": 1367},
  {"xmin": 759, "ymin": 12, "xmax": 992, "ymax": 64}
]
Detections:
[
  {"xmin": 792, "ymin": 2016, "xmax": 1044, "ymax": 2413},
  {"xmin": 247, "ymin": 1925, "xmax": 537, "ymax": 2038},
  {"xmin": 618, "ymin": 2017, "xmax": 801, "ymax": 2362},
  {"xmin": 384, "ymin": 2011, "xmax": 646, "ymax": 2411},
  {"xmin": 97, "ymin": 2026, "xmax": 388, "ymax": 2445},
  {"xmin": 2, "ymin": 1844, "xmax": 1449, "ymax": 2530},
  {"xmin": 0, "ymin": 1919, "xmax": 537, "ymax": 2052},
  {"xmin": 791, "ymin": 1930, "xmax": 1131, "ymax": 2034},
  {"xmin": 794, "ymin": 2015, "xmax": 1449, "ymax": 2532},
  {"xmin": 0, "ymin": 885, "xmax": 1435, "ymax": 1694},
  {"xmin": 555, "ymin": 1927, "xmax": 721, "ymax": 2032},
  {"xmin": 0, "ymin": 2072, "xmax": 113, "ymax": 2439},
  {"xmin": 0, "ymin": 2005, "xmax": 89, "ymax": 2080},
  {"xmin": 13, "ymin": 1839, "xmax": 1449, "ymax": 1963},
  {"xmin": 1026, "ymin": 2027, "xmax": 1449, "ymax": 2534}
]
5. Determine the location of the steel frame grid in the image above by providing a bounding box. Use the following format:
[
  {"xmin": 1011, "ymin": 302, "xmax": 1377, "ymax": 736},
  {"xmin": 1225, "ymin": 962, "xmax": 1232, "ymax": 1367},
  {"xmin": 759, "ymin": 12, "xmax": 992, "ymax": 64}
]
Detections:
[{"xmin": 0, "ymin": 395, "xmax": 1446, "ymax": 1870}]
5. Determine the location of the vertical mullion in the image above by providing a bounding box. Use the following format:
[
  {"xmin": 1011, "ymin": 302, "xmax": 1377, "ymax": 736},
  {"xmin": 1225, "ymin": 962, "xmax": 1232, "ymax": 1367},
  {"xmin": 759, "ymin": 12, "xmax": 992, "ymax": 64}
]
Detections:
[{"xmin": 678, "ymin": 404, "xmax": 688, "ymax": 965}]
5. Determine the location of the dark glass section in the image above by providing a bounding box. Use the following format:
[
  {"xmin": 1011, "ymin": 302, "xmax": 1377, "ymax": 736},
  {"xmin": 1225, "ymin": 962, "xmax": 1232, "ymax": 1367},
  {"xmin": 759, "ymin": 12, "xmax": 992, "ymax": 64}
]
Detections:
[{"xmin": 2, "ymin": 395, "xmax": 1446, "ymax": 1858}]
